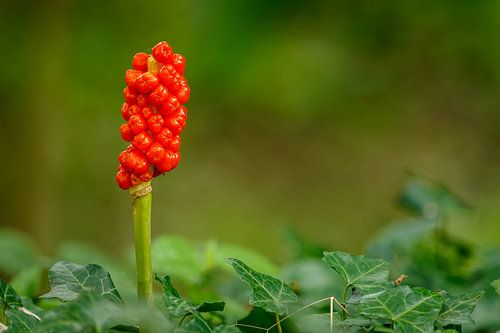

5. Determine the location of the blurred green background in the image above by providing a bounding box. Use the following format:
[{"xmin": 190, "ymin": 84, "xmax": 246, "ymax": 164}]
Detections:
[{"xmin": 1, "ymin": 0, "xmax": 499, "ymax": 259}]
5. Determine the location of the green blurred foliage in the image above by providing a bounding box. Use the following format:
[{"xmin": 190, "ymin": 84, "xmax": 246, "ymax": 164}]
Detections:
[{"xmin": 0, "ymin": 0, "xmax": 499, "ymax": 257}]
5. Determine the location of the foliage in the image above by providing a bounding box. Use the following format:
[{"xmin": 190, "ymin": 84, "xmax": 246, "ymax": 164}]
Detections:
[{"xmin": 0, "ymin": 177, "xmax": 498, "ymax": 332}]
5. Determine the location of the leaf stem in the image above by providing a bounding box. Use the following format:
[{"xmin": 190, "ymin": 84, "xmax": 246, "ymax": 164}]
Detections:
[
  {"xmin": 340, "ymin": 286, "xmax": 349, "ymax": 320},
  {"xmin": 275, "ymin": 313, "xmax": 283, "ymax": 333},
  {"xmin": 130, "ymin": 181, "xmax": 153, "ymax": 307}
]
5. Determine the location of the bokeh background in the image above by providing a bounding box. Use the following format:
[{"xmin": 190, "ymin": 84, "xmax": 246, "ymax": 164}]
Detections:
[{"xmin": 1, "ymin": 0, "xmax": 499, "ymax": 259}]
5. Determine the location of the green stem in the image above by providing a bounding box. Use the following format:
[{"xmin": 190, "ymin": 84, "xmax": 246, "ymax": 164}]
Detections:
[
  {"xmin": 340, "ymin": 286, "xmax": 349, "ymax": 320},
  {"xmin": 275, "ymin": 313, "xmax": 283, "ymax": 333},
  {"xmin": 130, "ymin": 181, "xmax": 153, "ymax": 306}
]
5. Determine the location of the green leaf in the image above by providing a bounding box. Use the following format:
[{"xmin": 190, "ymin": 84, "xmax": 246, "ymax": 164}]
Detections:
[
  {"xmin": 152, "ymin": 235, "xmax": 204, "ymax": 285},
  {"xmin": 5, "ymin": 309, "xmax": 39, "ymax": 333},
  {"xmin": 0, "ymin": 229, "xmax": 39, "ymax": 276},
  {"xmin": 10, "ymin": 266, "xmax": 42, "ymax": 299},
  {"xmin": 36, "ymin": 292, "xmax": 132, "ymax": 333},
  {"xmin": 212, "ymin": 325, "xmax": 241, "ymax": 333},
  {"xmin": 155, "ymin": 275, "xmax": 222, "ymax": 332},
  {"xmin": 359, "ymin": 286, "xmax": 444, "ymax": 333},
  {"xmin": 492, "ymin": 279, "xmax": 500, "ymax": 294},
  {"xmin": 437, "ymin": 291, "xmax": 484, "ymax": 326},
  {"xmin": 0, "ymin": 278, "xmax": 22, "ymax": 309},
  {"xmin": 399, "ymin": 176, "xmax": 469, "ymax": 218},
  {"xmin": 322, "ymin": 251, "xmax": 391, "ymax": 294},
  {"xmin": 197, "ymin": 302, "xmax": 225, "ymax": 313},
  {"xmin": 40, "ymin": 261, "xmax": 121, "ymax": 302},
  {"xmin": 225, "ymin": 258, "xmax": 297, "ymax": 315}
]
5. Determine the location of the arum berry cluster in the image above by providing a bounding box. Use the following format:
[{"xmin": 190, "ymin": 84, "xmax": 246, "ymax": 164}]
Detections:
[{"xmin": 116, "ymin": 41, "xmax": 190, "ymax": 190}]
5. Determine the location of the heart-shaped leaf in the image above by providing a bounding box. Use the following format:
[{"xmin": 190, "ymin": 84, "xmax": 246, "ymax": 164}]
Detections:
[
  {"xmin": 322, "ymin": 251, "xmax": 391, "ymax": 294},
  {"xmin": 437, "ymin": 291, "xmax": 484, "ymax": 326},
  {"xmin": 0, "ymin": 278, "xmax": 21, "ymax": 310},
  {"xmin": 40, "ymin": 262, "xmax": 121, "ymax": 302},
  {"xmin": 359, "ymin": 286, "xmax": 444, "ymax": 333},
  {"xmin": 226, "ymin": 258, "xmax": 297, "ymax": 315}
]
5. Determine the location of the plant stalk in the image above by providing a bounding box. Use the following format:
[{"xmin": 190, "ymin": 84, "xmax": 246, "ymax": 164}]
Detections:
[
  {"xmin": 130, "ymin": 181, "xmax": 153, "ymax": 306},
  {"xmin": 275, "ymin": 313, "xmax": 283, "ymax": 333}
]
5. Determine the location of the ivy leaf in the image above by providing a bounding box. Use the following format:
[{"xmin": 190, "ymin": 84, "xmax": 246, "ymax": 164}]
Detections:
[
  {"xmin": 399, "ymin": 176, "xmax": 469, "ymax": 219},
  {"xmin": 197, "ymin": 302, "xmax": 225, "ymax": 313},
  {"xmin": 5, "ymin": 309, "xmax": 39, "ymax": 333},
  {"xmin": 212, "ymin": 325, "xmax": 241, "ymax": 332},
  {"xmin": 155, "ymin": 275, "xmax": 223, "ymax": 332},
  {"xmin": 40, "ymin": 262, "xmax": 121, "ymax": 302},
  {"xmin": 0, "ymin": 278, "xmax": 22, "ymax": 309},
  {"xmin": 225, "ymin": 258, "xmax": 297, "ymax": 315},
  {"xmin": 322, "ymin": 251, "xmax": 391, "ymax": 294},
  {"xmin": 492, "ymin": 279, "xmax": 500, "ymax": 295},
  {"xmin": 359, "ymin": 286, "xmax": 444, "ymax": 333},
  {"xmin": 437, "ymin": 291, "xmax": 484, "ymax": 326}
]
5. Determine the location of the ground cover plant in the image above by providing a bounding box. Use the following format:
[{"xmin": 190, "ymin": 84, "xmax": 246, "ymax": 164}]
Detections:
[
  {"xmin": 0, "ymin": 42, "xmax": 498, "ymax": 333},
  {"xmin": 0, "ymin": 176, "xmax": 499, "ymax": 332}
]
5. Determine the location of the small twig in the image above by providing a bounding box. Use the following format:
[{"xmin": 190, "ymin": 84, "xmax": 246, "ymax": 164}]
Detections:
[
  {"xmin": 394, "ymin": 274, "xmax": 408, "ymax": 287},
  {"xmin": 275, "ymin": 313, "xmax": 283, "ymax": 333},
  {"xmin": 330, "ymin": 297, "xmax": 334, "ymax": 333}
]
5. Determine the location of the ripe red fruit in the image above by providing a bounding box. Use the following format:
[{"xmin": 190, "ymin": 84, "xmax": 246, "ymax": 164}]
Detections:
[
  {"xmin": 152, "ymin": 41, "xmax": 173, "ymax": 64},
  {"xmin": 147, "ymin": 114, "xmax": 165, "ymax": 134},
  {"xmin": 164, "ymin": 106, "xmax": 187, "ymax": 133},
  {"xmin": 159, "ymin": 95, "xmax": 180, "ymax": 117},
  {"xmin": 128, "ymin": 149, "xmax": 149, "ymax": 174},
  {"xmin": 135, "ymin": 72, "xmax": 160, "ymax": 94},
  {"xmin": 123, "ymin": 87, "xmax": 138, "ymax": 105},
  {"xmin": 116, "ymin": 167, "xmax": 132, "ymax": 190},
  {"xmin": 142, "ymin": 107, "xmax": 154, "ymax": 119},
  {"xmin": 121, "ymin": 103, "xmax": 130, "ymax": 120},
  {"xmin": 132, "ymin": 52, "xmax": 149, "ymax": 71},
  {"xmin": 176, "ymin": 85, "xmax": 190, "ymax": 104},
  {"xmin": 132, "ymin": 131, "xmax": 153, "ymax": 152},
  {"xmin": 146, "ymin": 142, "xmax": 166, "ymax": 165},
  {"xmin": 158, "ymin": 65, "xmax": 176, "ymax": 86},
  {"xmin": 120, "ymin": 123, "xmax": 134, "ymax": 142},
  {"xmin": 154, "ymin": 127, "xmax": 173, "ymax": 147},
  {"xmin": 125, "ymin": 69, "xmax": 142, "ymax": 90},
  {"xmin": 156, "ymin": 150, "xmax": 179, "ymax": 173},
  {"xmin": 137, "ymin": 95, "xmax": 148, "ymax": 108},
  {"xmin": 128, "ymin": 114, "xmax": 147, "ymax": 134},
  {"xmin": 168, "ymin": 135, "xmax": 181, "ymax": 151},
  {"xmin": 139, "ymin": 169, "xmax": 153, "ymax": 182},
  {"xmin": 147, "ymin": 84, "xmax": 169, "ymax": 106},
  {"xmin": 170, "ymin": 54, "xmax": 186, "ymax": 75}
]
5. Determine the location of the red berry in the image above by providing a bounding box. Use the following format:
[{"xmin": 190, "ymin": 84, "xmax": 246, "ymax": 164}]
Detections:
[
  {"xmin": 116, "ymin": 167, "xmax": 132, "ymax": 189},
  {"xmin": 137, "ymin": 95, "xmax": 148, "ymax": 108},
  {"xmin": 121, "ymin": 103, "xmax": 130, "ymax": 120},
  {"xmin": 132, "ymin": 52, "xmax": 150, "ymax": 71},
  {"xmin": 128, "ymin": 114, "xmax": 147, "ymax": 134},
  {"xmin": 147, "ymin": 84, "xmax": 169, "ymax": 106},
  {"xmin": 154, "ymin": 127, "xmax": 173, "ymax": 147},
  {"xmin": 170, "ymin": 54, "xmax": 186, "ymax": 75},
  {"xmin": 135, "ymin": 72, "xmax": 160, "ymax": 94},
  {"xmin": 156, "ymin": 150, "xmax": 179, "ymax": 173},
  {"xmin": 159, "ymin": 95, "xmax": 180, "ymax": 117},
  {"xmin": 132, "ymin": 131, "xmax": 153, "ymax": 151},
  {"xmin": 165, "ymin": 106, "xmax": 187, "ymax": 133},
  {"xmin": 128, "ymin": 149, "xmax": 149, "ymax": 174},
  {"xmin": 128, "ymin": 105, "xmax": 142, "ymax": 118},
  {"xmin": 146, "ymin": 142, "xmax": 166, "ymax": 165},
  {"xmin": 142, "ymin": 107, "xmax": 154, "ymax": 119},
  {"xmin": 120, "ymin": 123, "xmax": 134, "ymax": 142},
  {"xmin": 152, "ymin": 41, "xmax": 173, "ymax": 64},
  {"xmin": 125, "ymin": 69, "xmax": 142, "ymax": 90},
  {"xmin": 123, "ymin": 87, "xmax": 137, "ymax": 105},
  {"xmin": 158, "ymin": 65, "xmax": 176, "ymax": 86},
  {"xmin": 147, "ymin": 114, "xmax": 165, "ymax": 134},
  {"xmin": 139, "ymin": 169, "xmax": 153, "ymax": 182},
  {"xmin": 176, "ymin": 85, "xmax": 190, "ymax": 104},
  {"xmin": 168, "ymin": 135, "xmax": 181, "ymax": 151},
  {"xmin": 130, "ymin": 173, "xmax": 142, "ymax": 186}
]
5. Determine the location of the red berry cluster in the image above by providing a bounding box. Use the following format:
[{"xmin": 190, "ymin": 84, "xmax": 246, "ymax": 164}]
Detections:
[{"xmin": 116, "ymin": 41, "xmax": 190, "ymax": 190}]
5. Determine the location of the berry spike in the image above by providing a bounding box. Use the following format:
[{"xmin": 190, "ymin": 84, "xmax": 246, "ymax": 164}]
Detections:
[{"xmin": 116, "ymin": 41, "xmax": 190, "ymax": 189}]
